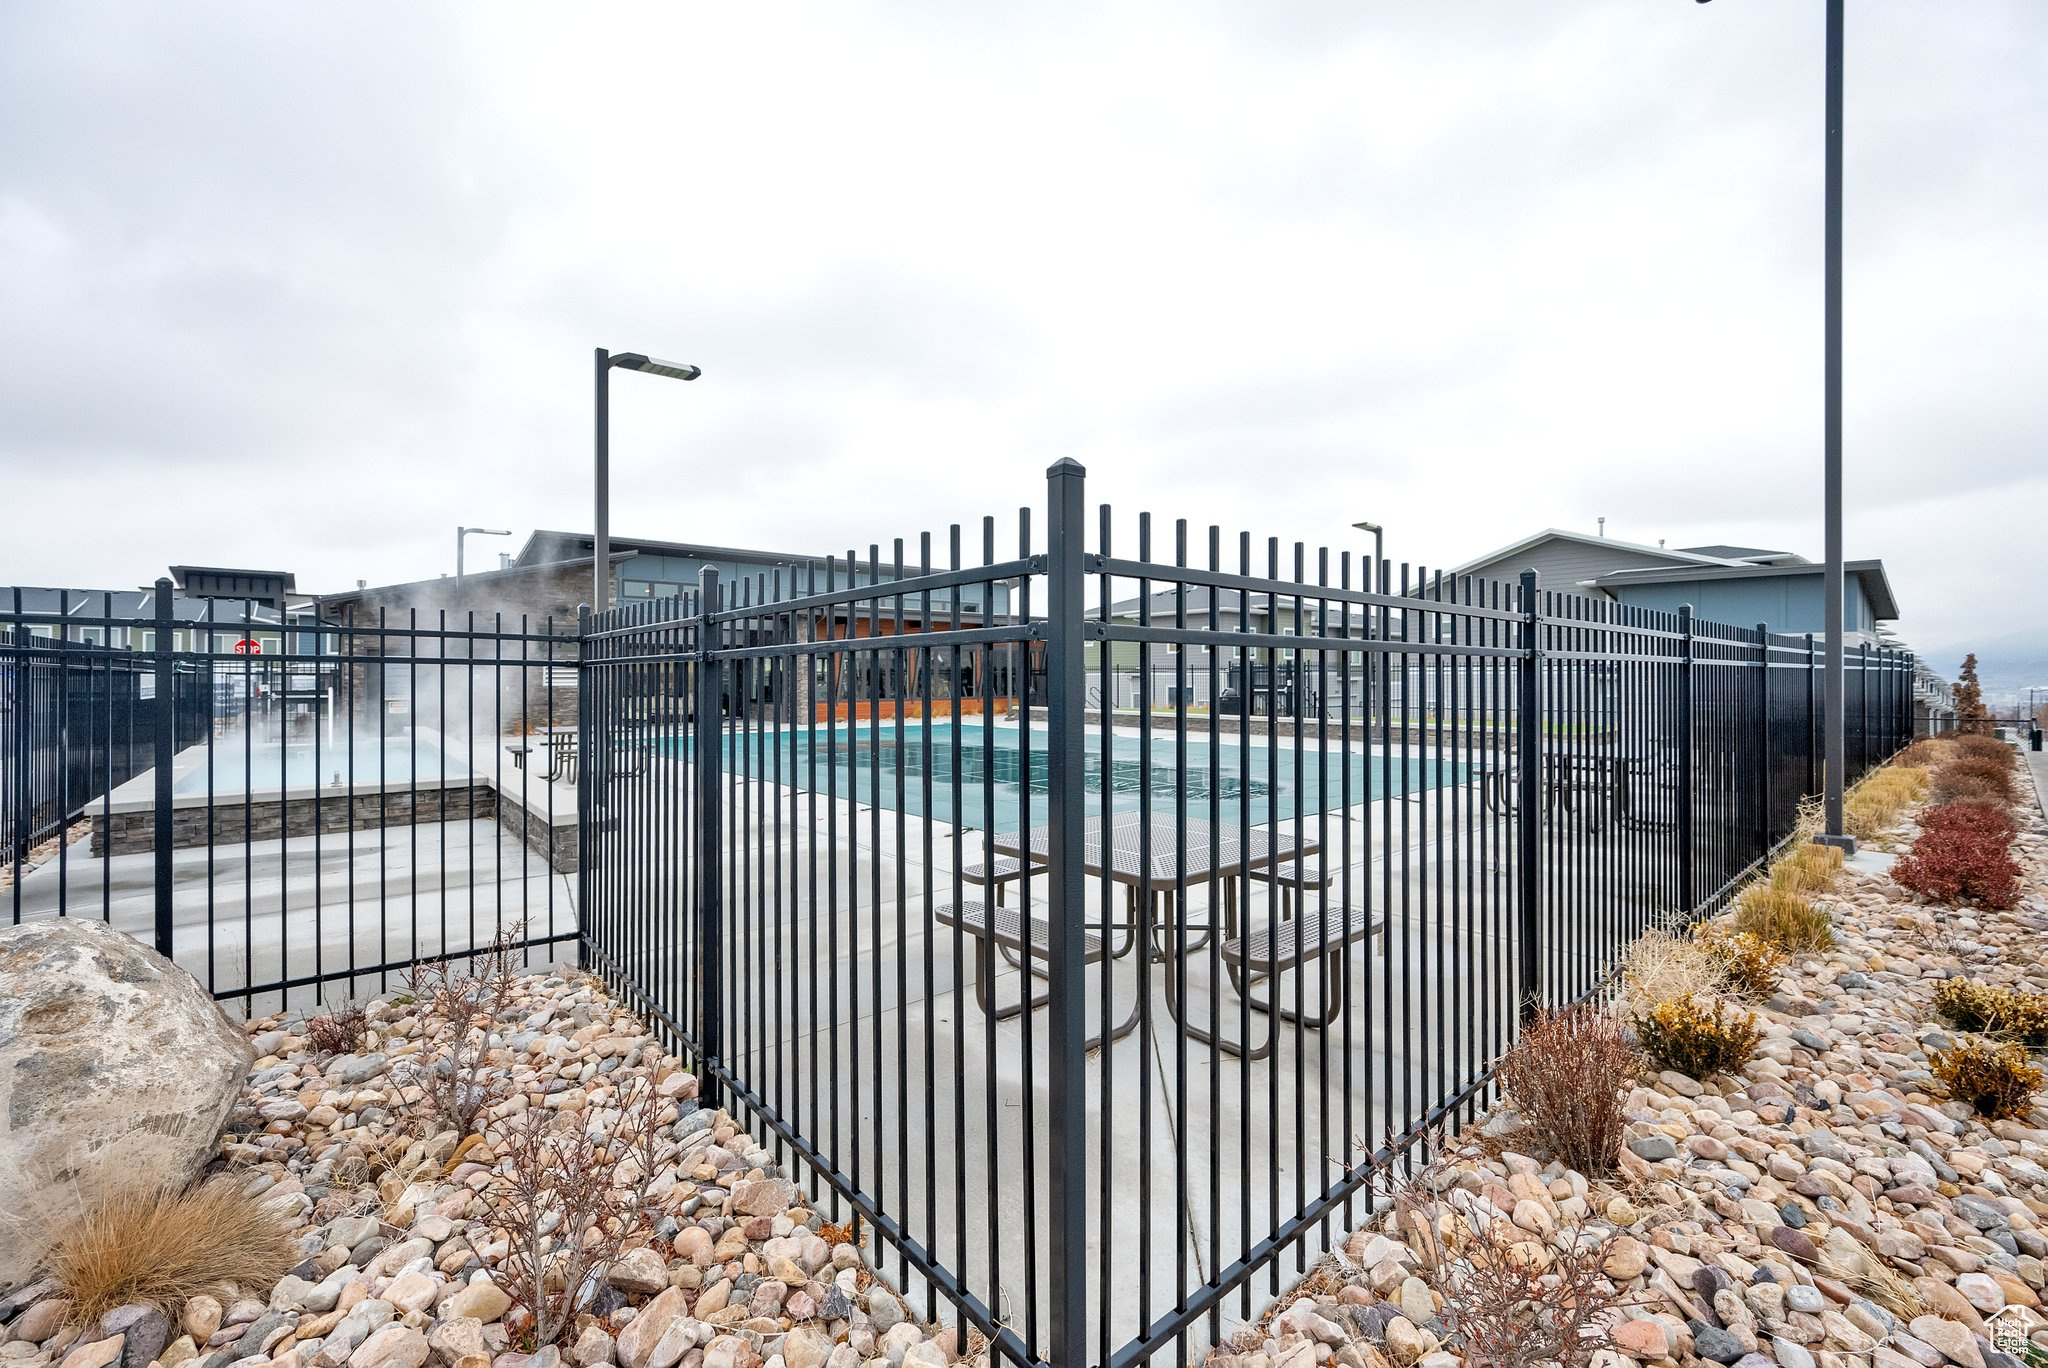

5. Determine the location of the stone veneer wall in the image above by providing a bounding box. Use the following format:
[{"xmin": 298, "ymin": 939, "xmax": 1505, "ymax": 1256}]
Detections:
[
  {"xmin": 96, "ymin": 785, "xmax": 498, "ymax": 856},
  {"xmin": 493, "ymin": 786, "xmax": 578, "ymax": 873}
]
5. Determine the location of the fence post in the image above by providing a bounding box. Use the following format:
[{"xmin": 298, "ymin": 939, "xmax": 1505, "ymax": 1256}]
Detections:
[
  {"xmin": 151, "ymin": 578, "xmax": 175, "ymax": 956},
  {"xmin": 1676, "ymin": 605, "xmax": 1695, "ymax": 915},
  {"xmin": 1044, "ymin": 458, "xmax": 1089, "ymax": 1367},
  {"xmin": 1516, "ymin": 569, "xmax": 1541, "ymax": 1020},
  {"xmin": 693, "ymin": 568, "xmax": 724, "ymax": 1113},
  {"xmin": 576, "ymin": 603, "xmax": 593, "ymax": 971}
]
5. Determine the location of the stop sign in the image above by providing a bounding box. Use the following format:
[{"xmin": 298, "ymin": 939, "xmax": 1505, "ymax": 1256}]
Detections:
[{"xmin": 233, "ymin": 639, "xmax": 262, "ymax": 655}]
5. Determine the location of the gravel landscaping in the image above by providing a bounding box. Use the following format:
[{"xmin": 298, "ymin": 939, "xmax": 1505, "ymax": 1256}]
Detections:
[
  {"xmin": 0, "ymin": 974, "xmax": 958, "ymax": 1368},
  {"xmin": 1215, "ymin": 769, "xmax": 2048, "ymax": 1368},
  {"xmin": 5, "ymin": 752, "xmax": 2046, "ymax": 1368}
]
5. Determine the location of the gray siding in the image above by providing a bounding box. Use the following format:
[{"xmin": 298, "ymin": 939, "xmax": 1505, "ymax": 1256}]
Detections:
[
  {"xmin": 1460, "ymin": 542, "xmax": 1689, "ymax": 598},
  {"xmin": 1609, "ymin": 575, "xmax": 1880, "ymax": 641}
]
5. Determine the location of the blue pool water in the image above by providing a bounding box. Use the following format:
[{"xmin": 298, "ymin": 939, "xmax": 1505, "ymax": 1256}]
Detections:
[
  {"xmin": 173, "ymin": 738, "xmax": 470, "ymax": 795},
  {"xmin": 691, "ymin": 722, "xmax": 1458, "ymax": 831}
]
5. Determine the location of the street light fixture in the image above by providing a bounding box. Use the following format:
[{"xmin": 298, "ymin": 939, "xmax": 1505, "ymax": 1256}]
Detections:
[
  {"xmin": 595, "ymin": 348, "xmax": 702, "ymax": 614},
  {"xmin": 1351, "ymin": 521, "xmax": 1384, "ymax": 594},
  {"xmin": 1695, "ymin": 0, "xmax": 1853, "ymax": 850},
  {"xmin": 456, "ymin": 527, "xmax": 511, "ymax": 581}
]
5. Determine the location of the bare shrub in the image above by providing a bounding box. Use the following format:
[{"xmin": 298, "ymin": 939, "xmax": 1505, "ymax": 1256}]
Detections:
[
  {"xmin": 1495, "ymin": 1007, "xmax": 1639, "ymax": 1176},
  {"xmin": 397, "ymin": 927, "xmax": 526, "ymax": 1136},
  {"xmin": 306, "ymin": 998, "xmax": 369, "ymax": 1055},
  {"xmin": 481, "ymin": 1078, "xmax": 669, "ymax": 1347},
  {"xmin": 1395, "ymin": 1160, "xmax": 1624, "ymax": 1368},
  {"xmin": 41, "ymin": 1176, "xmax": 296, "ymax": 1325}
]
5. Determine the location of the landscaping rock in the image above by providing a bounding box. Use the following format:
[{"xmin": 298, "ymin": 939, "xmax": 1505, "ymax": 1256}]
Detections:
[{"xmin": 0, "ymin": 919, "xmax": 252, "ymax": 1289}]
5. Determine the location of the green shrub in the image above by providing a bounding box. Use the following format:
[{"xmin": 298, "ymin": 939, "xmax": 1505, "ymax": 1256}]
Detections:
[
  {"xmin": 1930, "ymin": 1040, "xmax": 2044, "ymax": 1120},
  {"xmin": 1694, "ymin": 925, "xmax": 1786, "ymax": 997},
  {"xmin": 1634, "ymin": 994, "xmax": 1761, "ymax": 1079},
  {"xmin": 1934, "ymin": 978, "xmax": 2048, "ymax": 1049}
]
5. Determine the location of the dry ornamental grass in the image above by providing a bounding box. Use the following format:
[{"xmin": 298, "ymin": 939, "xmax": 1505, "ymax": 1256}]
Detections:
[
  {"xmin": 1769, "ymin": 843, "xmax": 1844, "ymax": 895},
  {"xmin": 1694, "ymin": 925, "xmax": 1787, "ymax": 997},
  {"xmin": 1847, "ymin": 767, "xmax": 1927, "ymax": 840},
  {"xmin": 1733, "ymin": 885, "xmax": 1834, "ymax": 952},
  {"xmin": 1618, "ymin": 931, "xmax": 1729, "ymax": 1017},
  {"xmin": 41, "ymin": 1176, "xmax": 296, "ymax": 1326}
]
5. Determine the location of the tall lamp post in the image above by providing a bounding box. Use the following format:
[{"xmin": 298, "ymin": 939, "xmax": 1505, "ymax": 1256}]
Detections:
[
  {"xmin": 594, "ymin": 349, "xmax": 702, "ymax": 614},
  {"xmin": 456, "ymin": 527, "xmax": 511, "ymax": 582},
  {"xmin": 1696, "ymin": 0, "xmax": 1852, "ymax": 850},
  {"xmin": 1353, "ymin": 521, "xmax": 1384, "ymax": 724},
  {"xmin": 1351, "ymin": 521, "xmax": 1384, "ymax": 594}
]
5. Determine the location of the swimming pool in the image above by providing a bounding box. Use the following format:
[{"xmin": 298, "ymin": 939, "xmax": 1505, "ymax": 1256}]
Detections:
[
  {"xmin": 172, "ymin": 737, "xmax": 475, "ymax": 796},
  {"xmin": 695, "ymin": 723, "xmax": 1458, "ymax": 830}
]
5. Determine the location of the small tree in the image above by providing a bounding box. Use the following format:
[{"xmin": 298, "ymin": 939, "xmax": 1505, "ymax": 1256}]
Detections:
[{"xmin": 1952, "ymin": 654, "xmax": 1991, "ymax": 735}]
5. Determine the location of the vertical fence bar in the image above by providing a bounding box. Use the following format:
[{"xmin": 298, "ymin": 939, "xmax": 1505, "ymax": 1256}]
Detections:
[
  {"xmin": 151, "ymin": 578, "xmax": 175, "ymax": 955},
  {"xmin": 694, "ymin": 567, "xmax": 725, "ymax": 1113},
  {"xmin": 1043, "ymin": 459, "xmax": 1088, "ymax": 1367},
  {"xmin": 1758, "ymin": 624, "xmax": 1772, "ymax": 848},
  {"xmin": 1805, "ymin": 633, "xmax": 1818, "ymax": 798},
  {"xmin": 1676, "ymin": 605, "xmax": 1695, "ymax": 914},
  {"xmin": 1516, "ymin": 569, "xmax": 1540, "ymax": 1019}
]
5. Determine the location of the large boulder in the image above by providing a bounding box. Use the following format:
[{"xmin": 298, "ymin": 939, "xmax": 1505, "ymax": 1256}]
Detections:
[{"xmin": 0, "ymin": 918, "xmax": 252, "ymax": 1289}]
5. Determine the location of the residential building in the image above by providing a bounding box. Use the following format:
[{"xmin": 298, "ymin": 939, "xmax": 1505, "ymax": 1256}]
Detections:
[{"xmin": 1450, "ymin": 530, "xmax": 1899, "ymax": 646}]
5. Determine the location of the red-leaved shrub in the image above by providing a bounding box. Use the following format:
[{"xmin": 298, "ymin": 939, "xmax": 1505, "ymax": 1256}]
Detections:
[
  {"xmin": 1933, "ymin": 754, "xmax": 2018, "ymax": 808},
  {"xmin": 1894, "ymin": 801, "xmax": 2022, "ymax": 909},
  {"xmin": 1918, "ymin": 801, "xmax": 2018, "ymax": 844},
  {"xmin": 1952, "ymin": 734, "xmax": 2013, "ymax": 766}
]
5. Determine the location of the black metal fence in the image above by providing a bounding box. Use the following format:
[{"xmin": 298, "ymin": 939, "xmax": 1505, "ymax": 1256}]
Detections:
[
  {"xmin": 5, "ymin": 493, "xmax": 1914, "ymax": 1364},
  {"xmin": 3, "ymin": 609, "xmax": 210, "ymax": 863},
  {"xmin": 577, "ymin": 462, "xmax": 1915, "ymax": 1368},
  {"xmin": 2, "ymin": 582, "xmax": 581, "ymax": 1014}
]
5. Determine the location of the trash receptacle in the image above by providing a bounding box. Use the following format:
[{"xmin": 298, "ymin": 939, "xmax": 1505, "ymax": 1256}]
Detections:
[{"xmin": 2031, "ymin": 727, "xmax": 2043, "ymax": 752}]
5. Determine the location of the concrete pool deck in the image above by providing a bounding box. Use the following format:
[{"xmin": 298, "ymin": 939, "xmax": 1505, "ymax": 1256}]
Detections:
[{"xmin": 590, "ymin": 745, "xmax": 1661, "ymax": 1355}]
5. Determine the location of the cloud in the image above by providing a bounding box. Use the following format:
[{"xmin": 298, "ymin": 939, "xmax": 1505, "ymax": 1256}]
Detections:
[{"xmin": 0, "ymin": 1, "xmax": 2041, "ymax": 686}]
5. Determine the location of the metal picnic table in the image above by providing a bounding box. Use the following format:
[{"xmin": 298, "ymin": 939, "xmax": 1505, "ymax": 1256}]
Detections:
[
  {"xmin": 986, "ymin": 811, "xmax": 1373, "ymax": 1058},
  {"xmin": 991, "ymin": 810, "xmax": 1321, "ymax": 949}
]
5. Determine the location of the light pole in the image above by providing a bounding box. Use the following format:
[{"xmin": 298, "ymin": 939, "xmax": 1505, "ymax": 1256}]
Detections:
[
  {"xmin": 456, "ymin": 527, "xmax": 511, "ymax": 582},
  {"xmin": 1351, "ymin": 521, "xmax": 1384, "ymax": 594},
  {"xmin": 1353, "ymin": 521, "xmax": 1385, "ymax": 722},
  {"xmin": 1696, "ymin": 0, "xmax": 1852, "ymax": 850},
  {"xmin": 595, "ymin": 349, "xmax": 702, "ymax": 614}
]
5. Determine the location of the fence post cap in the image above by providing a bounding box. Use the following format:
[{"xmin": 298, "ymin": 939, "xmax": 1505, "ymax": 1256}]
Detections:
[{"xmin": 1046, "ymin": 457, "xmax": 1087, "ymax": 478}]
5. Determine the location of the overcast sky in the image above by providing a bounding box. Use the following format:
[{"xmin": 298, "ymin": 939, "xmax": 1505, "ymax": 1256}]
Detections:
[{"xmin": 3, "ymin": 3, "xmax": 2043, "ymax": 686}]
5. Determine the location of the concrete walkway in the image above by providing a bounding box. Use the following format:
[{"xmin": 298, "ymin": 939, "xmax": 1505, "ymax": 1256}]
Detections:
[{"xmin": 2027, "ymin": 738, "xmax": 2048, "ymax": 820}]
